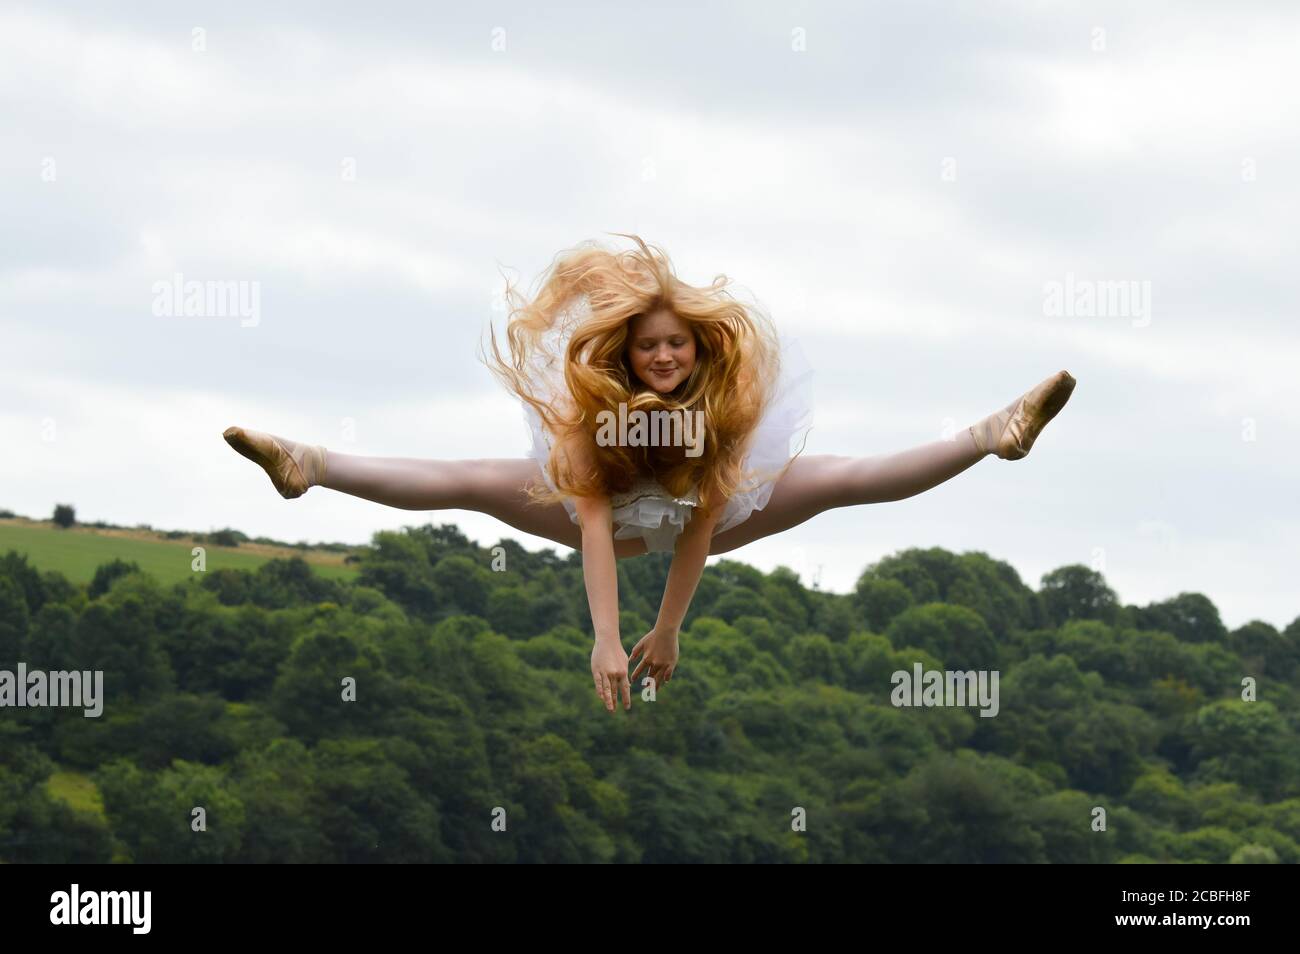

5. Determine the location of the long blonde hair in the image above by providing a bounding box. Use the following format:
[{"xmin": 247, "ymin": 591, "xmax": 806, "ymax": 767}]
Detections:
[{"xmin": 480, "ymin": 234, "xmax": 798, "ymax": 523}]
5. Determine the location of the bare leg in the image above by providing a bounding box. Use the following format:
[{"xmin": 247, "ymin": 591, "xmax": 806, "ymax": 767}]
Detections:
[
  {"xmin": 321, "ymin": 452, "xmax": 648, "ymax": 558},
  {"xmin": 708, "ymin": 429, "xmax": 985, "ymax": 555},
  {"xmin": 707, "ymin": 368, "xmax": 1078, "ymax": 555}
]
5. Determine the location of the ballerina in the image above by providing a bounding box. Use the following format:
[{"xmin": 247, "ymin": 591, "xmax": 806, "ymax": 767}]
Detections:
[{"xmin": 222, "ymin": 234, "xmax": 1076, "ymax": 716}]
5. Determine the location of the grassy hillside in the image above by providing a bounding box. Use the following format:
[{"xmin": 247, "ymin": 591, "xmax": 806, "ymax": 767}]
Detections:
[{"xmin": 0, "ymin": 518, "xmax": 357, "ymax": 584}]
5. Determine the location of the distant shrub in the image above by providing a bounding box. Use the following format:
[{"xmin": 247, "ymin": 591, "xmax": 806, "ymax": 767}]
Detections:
[
  {"xmin": 53, "ymin": 504, "xmax": 76, "ymax": 528},
  {"xmin": 208, "ymin": 528, "xmax": 243, "ymax": 548},
  {"xmin": 89, "ymin": 558, "xmax": 143, "ymax": 598}
]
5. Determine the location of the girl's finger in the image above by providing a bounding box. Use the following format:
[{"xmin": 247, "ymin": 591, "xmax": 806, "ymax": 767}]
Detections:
[
  {"xmin": 601, "ymin": 674, "xmax": 612, "ymax": 711},
  {"xmin": 621, "ymin": 678, "xmax": 632, "ymax": 710}
]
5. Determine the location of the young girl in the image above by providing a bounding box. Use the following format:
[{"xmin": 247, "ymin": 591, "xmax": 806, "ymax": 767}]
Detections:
[{"xmin": 223, "ymin": 234, "xmax": 1076, "ymax": 716}]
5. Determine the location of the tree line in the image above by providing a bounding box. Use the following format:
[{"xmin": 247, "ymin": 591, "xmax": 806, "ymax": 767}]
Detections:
[{"xmin": 1, "ymin": 526, "xmax": 1297, "ymax": 863}]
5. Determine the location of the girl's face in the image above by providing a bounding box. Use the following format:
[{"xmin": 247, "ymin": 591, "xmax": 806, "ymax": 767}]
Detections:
[{"xmin": 627, "ymin": 309, "xmax": 697, "ymax": 394}]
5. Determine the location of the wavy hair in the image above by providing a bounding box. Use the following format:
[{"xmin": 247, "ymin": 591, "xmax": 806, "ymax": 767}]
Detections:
[{"xmin": 480, "ymin": 233, "xmax": 797, "ymax": 524}]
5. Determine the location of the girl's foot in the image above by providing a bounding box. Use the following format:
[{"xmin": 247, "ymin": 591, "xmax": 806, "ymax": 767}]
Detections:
[
  {"xmin": 222, "ymin": 426, "xmax": 328, "ymax": 498},
  {"xmin": 969, "ymin": 371, "xmax": 1076, "ymax": 460}
]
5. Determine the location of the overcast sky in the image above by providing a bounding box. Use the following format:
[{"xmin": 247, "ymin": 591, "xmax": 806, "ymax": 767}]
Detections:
[{"xmin": 2, "ymin": 1, "xmax": 1297, "ymax": 631}]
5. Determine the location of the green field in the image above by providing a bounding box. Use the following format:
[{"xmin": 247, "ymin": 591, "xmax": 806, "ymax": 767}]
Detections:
[{"xmin": 0, "ymin": 521, "xmax": 358, "ymax": 585}]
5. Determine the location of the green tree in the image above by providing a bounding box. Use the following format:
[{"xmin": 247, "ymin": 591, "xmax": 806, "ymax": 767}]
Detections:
[
  {"xmin": 885, "ymin": 603, "xmax": 999, "ymax": 670},
  {"xmin": 96, "ymin": 758, "xmax": 246, "ymax": 862},
  {"xmin": 1039, "ymin": 564, "xmax": 1119, "ymax": 626},
  {"xmin": 787, "ymin": 633, "xmax": 843, "ymax": 684},
  {"xmin": 1229, "ymin": 620, "xmax": 1294, "ymax": 679},
  {"xmin": 313, "ymin": 738, "xmax": 449, "ymax": 862},
  {"xmin": 0, "ymin": 574, "xmax": 30, "ymax": 667},
  {"xmin": 1055, "ymin": 702, "xmax": 1154, "ymax": 795},
  {"xmin": 860, "ymin": 752, "xmax": 1049, "ymax": 863},
  {"xmin": 74, "ymin": 594, "xmax": 174, "ymax": 703},
  {"xmin": 430, "ymin": 555, "xmax": 490, "ymax": 618},
  {"xmin": 852, "ymin": 575, "xmax": 913, "ymax": 632},
  {"xmin": 0, "ymin": 550, "xmax": 49, "ymax": 614},
  {"xmin": 88, "ymin": 559, "xmax": 142, "ymax": 599},
  {"xmin": 1191, "ymin": 700, "xmax": 1290, "ymax": 797},
  {"xmin": 509, "ymin": 734, "xmax": 626, "ymax": 863},
  {"xmin": 1133, "ymin": 592, "xmax": 1227, "ymax": 644},
  {"xmin": 270, "ymin": 627, "xmax": 396, "ymax": 743},
  {"xmin": 231, "ymin": 739, "xmax": 330, "ymax": 863}
]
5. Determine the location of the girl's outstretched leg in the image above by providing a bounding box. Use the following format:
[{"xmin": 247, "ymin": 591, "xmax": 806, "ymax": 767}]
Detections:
[
  {"xmin": 223, "ymin": 427, "xmax": 646, "ymax": 556},
  {"xmin": 707, "ymin": 436, "xmax": 983, "ymax": 555},
  {"xmin": 224, "ymin": 426, "xmax": 520, "ymax": 512},
  {"xmin": 323, "ymin": 454, "xmax": 648, "ymax": 557},
  {"xmin": 708, "ymin": 370, "xmax": 1076, "ymax": 554},
  {"xmin": 319, "ymin": 450, "xmax": 480, "ymax": 511}
]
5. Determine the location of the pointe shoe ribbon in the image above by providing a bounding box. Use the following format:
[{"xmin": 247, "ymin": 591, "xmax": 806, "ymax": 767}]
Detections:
[
  {"xmin": 971, "ymin": 371, "xmax": 1077, "ymax": 460},
  {"xmin": 223, "ymin": 426, "xmax": 327, "ymax": 499}
]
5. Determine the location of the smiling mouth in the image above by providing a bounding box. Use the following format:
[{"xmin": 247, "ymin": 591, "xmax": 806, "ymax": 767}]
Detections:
[{"xmin": 652, "ymin": 368, "xmax": 676, "ymax": 375}]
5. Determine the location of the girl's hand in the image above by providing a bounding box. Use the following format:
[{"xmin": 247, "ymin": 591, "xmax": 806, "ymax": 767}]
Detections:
[
  {"xmin": 591, "ymin": 640, "xmax": 631, "ymax": 713},
  {"xmin": 629, "ymin": 627, "xmax": 679, "ymax": 691}
]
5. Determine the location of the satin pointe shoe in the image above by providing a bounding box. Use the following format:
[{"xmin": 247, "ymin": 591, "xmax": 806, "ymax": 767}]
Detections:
[
  {"xmin": 223, "ymin": 426, "xmax": 327, "ymax": 499},
  {"xmin": 970, "ymin": 371, "xmax": 1077, "ymax": 460}
]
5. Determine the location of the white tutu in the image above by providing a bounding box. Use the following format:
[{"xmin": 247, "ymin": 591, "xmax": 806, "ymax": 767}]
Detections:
[{"xmin": 517, "ymin": 299, "xmax": 815, "ymax": 553}]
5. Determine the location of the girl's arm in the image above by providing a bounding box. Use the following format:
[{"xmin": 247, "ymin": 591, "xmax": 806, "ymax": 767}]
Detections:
[
  {"xmin": 562, "ymin": 434, "xmax": 630, "ymax": 713},
  {"xmin": 631, "ymin": 487, "xmax": 728, "ymax": 688},
  {"xmin": 575, "ymin": 492, "xmax": 620, "ymax": 645},
  {"xmin": 657, "ymin": 492, "xmax": 725, "ymax": 633},
  {"xmin": 576, "ymin": 494, "xmax": 630, "ymax": 714}
]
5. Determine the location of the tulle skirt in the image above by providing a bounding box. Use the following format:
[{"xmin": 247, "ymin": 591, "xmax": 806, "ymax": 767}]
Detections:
[{"xmin": 519, "ymin": 335, "xmax": 815, "ymax": 553}]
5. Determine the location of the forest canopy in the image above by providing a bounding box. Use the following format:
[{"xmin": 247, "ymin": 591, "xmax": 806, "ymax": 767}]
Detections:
[{"xmin": 1, "ymin": 529, "xmax": 1296, "ymax": 864}]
